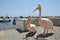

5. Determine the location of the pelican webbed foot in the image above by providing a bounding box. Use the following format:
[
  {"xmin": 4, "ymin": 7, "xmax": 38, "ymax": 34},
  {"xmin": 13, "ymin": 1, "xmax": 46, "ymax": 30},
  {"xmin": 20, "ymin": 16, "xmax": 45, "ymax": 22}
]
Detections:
[{"xmin": 25, "ymin": 31, "xmax": 37, "ymax": 38}]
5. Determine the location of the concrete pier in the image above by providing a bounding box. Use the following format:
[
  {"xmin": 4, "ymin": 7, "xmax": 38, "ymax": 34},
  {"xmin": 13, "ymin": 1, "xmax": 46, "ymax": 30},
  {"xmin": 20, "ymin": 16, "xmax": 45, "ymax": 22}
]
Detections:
[{"xmin": 0, "ymin": 26, "xmax": 60, "ymax": 40}]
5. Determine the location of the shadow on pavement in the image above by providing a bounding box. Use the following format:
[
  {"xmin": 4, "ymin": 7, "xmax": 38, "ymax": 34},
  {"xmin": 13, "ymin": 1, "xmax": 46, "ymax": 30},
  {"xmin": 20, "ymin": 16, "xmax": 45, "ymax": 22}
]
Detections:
[
  {"xmin": 35, "ymin": 38, "xmax": 47, "ymax": 40},
  {"xmin": 36, "ymin": 33, "xmax": 54, "ymax": 38},
  {"xmin": 16, "ymin": 29, "xmax": 28, "ymax": 33}
]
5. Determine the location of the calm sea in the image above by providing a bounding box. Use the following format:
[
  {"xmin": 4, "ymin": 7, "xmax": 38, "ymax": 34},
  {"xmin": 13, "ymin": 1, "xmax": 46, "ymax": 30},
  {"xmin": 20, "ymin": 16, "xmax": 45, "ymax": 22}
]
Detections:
[{"xmin": 0, "ymin": 18, "xmax": 15, "ymax": 30}]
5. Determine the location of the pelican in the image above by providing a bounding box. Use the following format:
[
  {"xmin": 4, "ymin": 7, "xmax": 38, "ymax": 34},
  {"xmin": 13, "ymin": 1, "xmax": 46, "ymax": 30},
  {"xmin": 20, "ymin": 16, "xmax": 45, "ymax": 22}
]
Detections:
[
  {"xmin": 32, "ymin": 4, "xmax": 53, "ymax": 35},
  {"xmin": 25, "ymin": 15, "xmax": 37, "ymax": 38}
]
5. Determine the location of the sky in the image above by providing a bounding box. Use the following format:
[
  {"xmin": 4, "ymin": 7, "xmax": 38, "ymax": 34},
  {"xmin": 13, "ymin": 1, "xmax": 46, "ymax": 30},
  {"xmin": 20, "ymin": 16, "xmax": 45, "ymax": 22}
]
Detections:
[{"xmin": 0, "ymin": 0, "xmax": 60, "ymax": 17}]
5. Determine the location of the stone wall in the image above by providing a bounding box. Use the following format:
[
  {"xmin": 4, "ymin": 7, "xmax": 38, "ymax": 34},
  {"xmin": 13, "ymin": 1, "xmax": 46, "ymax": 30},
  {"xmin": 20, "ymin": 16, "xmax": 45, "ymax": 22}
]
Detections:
[
  {"xmin": 31, "ymin": 18, "xmax": 60, "ymax": 26},
  {"xmin": 51, "ymin": 19, "xmax": 60, "ymax": 26}
]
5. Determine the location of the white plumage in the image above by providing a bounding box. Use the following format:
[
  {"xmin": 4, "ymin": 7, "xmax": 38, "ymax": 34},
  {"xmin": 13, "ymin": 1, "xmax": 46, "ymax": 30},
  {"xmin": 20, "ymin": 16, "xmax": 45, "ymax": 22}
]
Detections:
[
  {"xmin": 27, "ymin": 24, "xmax": 36, "ymax": 32},
  {"xmin": 33, "ymin": 4, "xmax": 53, "ymax": 34},
  {"xmin": 25, "ymin": 16, "xmax": 36, "ymax": 38},
  {"xmin": 26, "ymin": 16, "xmax": 36, "ymax": 32},
  {"xmin": 39, "ymin": 18, "xmax": 53, "ymax": 29}
]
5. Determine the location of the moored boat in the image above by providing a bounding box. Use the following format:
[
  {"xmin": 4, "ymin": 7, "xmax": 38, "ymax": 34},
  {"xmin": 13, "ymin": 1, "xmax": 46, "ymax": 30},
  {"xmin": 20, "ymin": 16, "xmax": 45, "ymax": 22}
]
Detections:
[{"xmin": 0, "ymin": 16, "xmax": 11, "ymax": 22}]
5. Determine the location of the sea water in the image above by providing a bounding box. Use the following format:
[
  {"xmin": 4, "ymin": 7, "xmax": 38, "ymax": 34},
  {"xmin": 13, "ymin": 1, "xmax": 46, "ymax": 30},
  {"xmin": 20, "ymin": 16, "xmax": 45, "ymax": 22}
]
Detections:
[
  {"xmin": 0, "ymin": 18, "xmax": 15, "ymax": 30},
  {"xmin": 0, "ymin": 18, "xmax": 26, "ymax": 31}
]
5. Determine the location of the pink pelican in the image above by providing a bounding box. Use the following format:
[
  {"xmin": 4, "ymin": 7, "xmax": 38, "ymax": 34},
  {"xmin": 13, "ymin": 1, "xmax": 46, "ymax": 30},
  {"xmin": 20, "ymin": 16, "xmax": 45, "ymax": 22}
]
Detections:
[
  {"xmin": 25, "ymin": 15, "xmax": 37, "ymax": 38},
  {"xmin": 32, "ymin": 4, "xmax": 53, "ymax": 35}
]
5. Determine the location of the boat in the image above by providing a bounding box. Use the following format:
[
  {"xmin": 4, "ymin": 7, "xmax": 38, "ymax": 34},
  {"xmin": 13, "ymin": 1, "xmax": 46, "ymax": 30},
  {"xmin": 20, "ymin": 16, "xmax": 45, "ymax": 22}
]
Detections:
[{"xmin": 0, "ymin": 16, "xmax": 11, "ymax": 22}]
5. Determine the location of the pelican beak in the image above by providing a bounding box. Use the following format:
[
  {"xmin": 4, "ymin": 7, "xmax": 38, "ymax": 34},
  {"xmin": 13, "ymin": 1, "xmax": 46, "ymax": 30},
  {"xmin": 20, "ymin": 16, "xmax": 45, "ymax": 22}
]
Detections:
[
  {"xmin": 32, "ymin": 4, "xmax": 41, "ymax": 13},
  {"xmin": 32, "ymin": 7, "xmax": 38, "ymax": 12}
]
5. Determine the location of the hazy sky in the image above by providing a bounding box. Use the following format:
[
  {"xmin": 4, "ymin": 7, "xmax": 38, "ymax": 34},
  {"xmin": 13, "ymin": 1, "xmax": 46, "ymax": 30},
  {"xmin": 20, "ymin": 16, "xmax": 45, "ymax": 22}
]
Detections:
[{"xmin": 0, "ymin": 0, "xmax": 60, "ymax": 17}]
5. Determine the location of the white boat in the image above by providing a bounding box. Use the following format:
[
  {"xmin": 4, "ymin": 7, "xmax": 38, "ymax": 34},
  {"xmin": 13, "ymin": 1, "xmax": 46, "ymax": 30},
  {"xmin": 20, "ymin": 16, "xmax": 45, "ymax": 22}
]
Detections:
[
  {"xmin": 16, "ymin": 18, "xmax": 27, "ymax": 31},
  {"xmin": 0, "ymin": 16, "xmax": 11, "ymax": 22}
]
